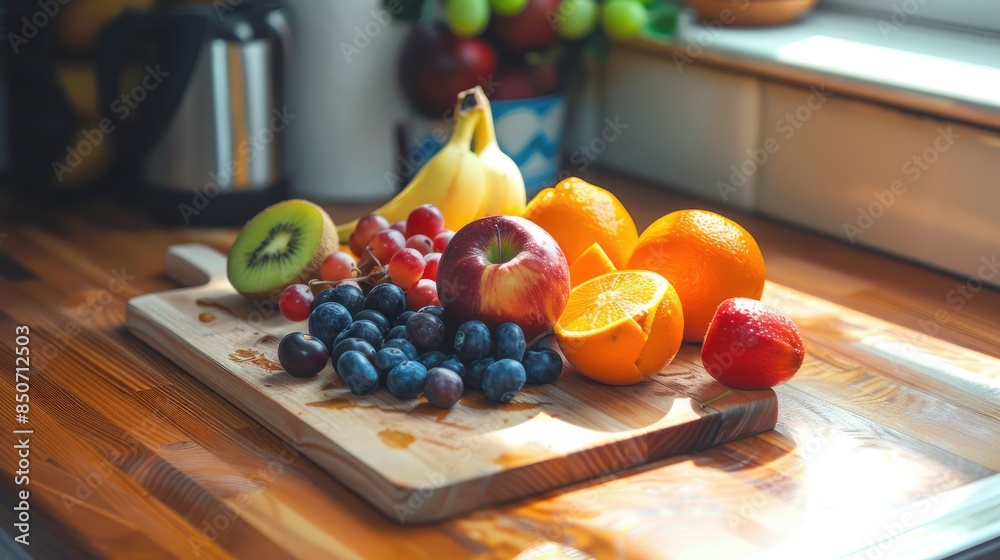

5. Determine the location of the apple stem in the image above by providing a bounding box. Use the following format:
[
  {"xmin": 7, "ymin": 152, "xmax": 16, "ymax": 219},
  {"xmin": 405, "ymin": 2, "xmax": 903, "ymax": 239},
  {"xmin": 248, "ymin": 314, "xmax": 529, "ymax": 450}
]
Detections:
[
  {"xmin": 494, "ymin": 224, "xmax": 502, "ymax": 259},
  {"xmin": 700, "ymin": 390, "xmax": 733, "ymax": 410}
]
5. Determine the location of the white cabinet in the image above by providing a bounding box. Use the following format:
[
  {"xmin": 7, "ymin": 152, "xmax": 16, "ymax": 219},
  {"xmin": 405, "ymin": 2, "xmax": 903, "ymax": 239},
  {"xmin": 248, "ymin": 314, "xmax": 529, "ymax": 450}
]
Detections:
[
  {"xmin": 601, "ymin": 46, "xmax": 1000, "ymax": 286},
  {"xmin": 601, "ymin": 49, "xmax": 761, "ymax": 209},
  {"xmin": 757, "ymin": 82, "xmax": 1000, "ymax": 286}
]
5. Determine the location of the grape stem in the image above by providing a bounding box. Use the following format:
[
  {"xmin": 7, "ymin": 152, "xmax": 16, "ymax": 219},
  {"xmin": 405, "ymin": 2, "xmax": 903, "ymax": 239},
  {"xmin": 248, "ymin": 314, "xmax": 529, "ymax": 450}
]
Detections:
[{"xmin": 309, "ymin": 247, "xmax": 388, "ymax": 290}]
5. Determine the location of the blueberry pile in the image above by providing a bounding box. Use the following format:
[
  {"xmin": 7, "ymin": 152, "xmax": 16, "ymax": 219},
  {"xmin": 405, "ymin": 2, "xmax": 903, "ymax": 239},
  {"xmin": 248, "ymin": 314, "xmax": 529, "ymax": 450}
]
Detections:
[{"xmin": 276, "ymin": 283, "xmax": 563, "ymax": 408}]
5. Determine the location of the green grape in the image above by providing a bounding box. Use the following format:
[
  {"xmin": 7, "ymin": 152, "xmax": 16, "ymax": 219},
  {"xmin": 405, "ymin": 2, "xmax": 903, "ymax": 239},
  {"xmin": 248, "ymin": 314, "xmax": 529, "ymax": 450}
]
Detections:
[
  {"xmin": 556, "ymin": 0, "xmax": 598, "ymax": 40},
  {"xmin": 447, "ymin": 0, "xmax": 492, "ymax": 37},
  {"xmin": 602, "ymin": 0, "xmax": 648, "ymax": 39},
  {"xmin": 490, "ymin": 0, "xmax": 529, "ymax": 16}
]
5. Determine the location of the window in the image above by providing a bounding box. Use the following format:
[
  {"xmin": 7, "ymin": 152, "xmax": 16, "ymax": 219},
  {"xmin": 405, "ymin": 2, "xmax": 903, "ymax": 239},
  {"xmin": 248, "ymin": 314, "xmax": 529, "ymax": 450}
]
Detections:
[{"xmin": 820, "ymin": 0, "xmax": 1000, "ymax": 35}]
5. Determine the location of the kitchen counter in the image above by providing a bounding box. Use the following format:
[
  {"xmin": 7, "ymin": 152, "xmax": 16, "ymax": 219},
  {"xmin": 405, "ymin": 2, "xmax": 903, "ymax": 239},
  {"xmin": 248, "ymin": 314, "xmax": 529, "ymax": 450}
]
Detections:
[{"xmin": 2, "ymin": 170, "xmax": 999, "ymax": 559}]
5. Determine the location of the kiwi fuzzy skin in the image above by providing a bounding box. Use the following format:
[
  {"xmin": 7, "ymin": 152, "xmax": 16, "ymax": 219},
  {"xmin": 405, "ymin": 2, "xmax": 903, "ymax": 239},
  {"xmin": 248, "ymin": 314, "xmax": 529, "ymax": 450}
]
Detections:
[{"xmin": 229, "ymin": 199, "xmax": 340, "ymax": 304}]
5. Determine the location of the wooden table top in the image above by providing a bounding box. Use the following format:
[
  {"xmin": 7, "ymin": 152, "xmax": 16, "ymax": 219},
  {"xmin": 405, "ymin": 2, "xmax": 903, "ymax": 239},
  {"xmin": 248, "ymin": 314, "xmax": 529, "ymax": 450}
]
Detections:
[{"xmin": 2, "ymin": 170, "xmax": 999, "ymax": 559}]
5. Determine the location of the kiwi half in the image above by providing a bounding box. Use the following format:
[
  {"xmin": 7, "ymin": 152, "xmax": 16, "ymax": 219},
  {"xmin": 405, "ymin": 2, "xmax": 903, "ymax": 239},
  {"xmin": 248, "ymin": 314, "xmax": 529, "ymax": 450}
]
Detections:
[{"xmin": 227, "ymin": 199, "xmax": 339, "ymax": 302}]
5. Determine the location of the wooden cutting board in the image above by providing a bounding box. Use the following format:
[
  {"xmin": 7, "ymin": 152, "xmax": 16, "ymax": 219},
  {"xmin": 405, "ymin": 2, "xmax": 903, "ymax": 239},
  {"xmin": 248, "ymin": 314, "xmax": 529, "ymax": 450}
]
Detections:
[{"xmin": 125, "ymin": 244, "xmax": 778, "ymax": 523}]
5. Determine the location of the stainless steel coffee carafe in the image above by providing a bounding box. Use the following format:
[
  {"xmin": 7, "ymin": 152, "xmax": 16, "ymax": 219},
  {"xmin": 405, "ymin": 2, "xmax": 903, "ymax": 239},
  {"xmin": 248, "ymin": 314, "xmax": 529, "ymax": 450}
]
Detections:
[{"xmin": 97, "ymin": 1, "xmax": 291, "ymax": 225}]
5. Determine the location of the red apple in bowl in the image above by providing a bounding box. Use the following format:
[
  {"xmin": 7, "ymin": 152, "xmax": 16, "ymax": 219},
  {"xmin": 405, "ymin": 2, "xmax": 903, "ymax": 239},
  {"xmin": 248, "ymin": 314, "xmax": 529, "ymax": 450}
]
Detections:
[
  {"xmin": 399, "ymin": 23, "xmax": 497, "ymax": 119},
  {"xmin": 437, "ymin": 215, "xmax": 570, "ymax": 341},
  {"xmin": 488, "ymin": 0, "xmax": 561, "ymax": 54}
]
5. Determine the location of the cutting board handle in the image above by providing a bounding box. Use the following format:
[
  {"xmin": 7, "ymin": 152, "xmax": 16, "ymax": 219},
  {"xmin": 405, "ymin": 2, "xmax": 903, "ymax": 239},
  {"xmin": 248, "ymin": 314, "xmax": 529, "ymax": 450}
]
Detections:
[{"xmin": 164, "ymin": 243, "xmax": 228, "ymax": 287}]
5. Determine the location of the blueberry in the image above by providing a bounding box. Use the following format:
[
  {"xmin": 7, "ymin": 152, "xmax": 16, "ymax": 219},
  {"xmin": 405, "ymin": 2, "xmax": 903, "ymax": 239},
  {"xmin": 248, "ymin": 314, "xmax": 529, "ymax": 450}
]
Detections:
[
  {"xmin": 482, "ymin": 359, "xmax": 526, "ymax": 403},
  {"xmin": 373, "ymin": 347, "xmax": 407, "ymax": 381},
  {"xmin": 385, "ymin": 325, "xmax": 409, "ymax": 342},
  {"xmin": 439, "ymin": 356, "xmax": 467, "ymax": 383},
  {"xmin": 454, "ymin": 320, "xmax": 491, "ymax": 363},
  {"xmin": 523, "ymin": 348, "xmax": 562, "ymax": 384},
  {"xmin": 466, "ymin": 357, "xmax": 495, "ymax": 390},
  {"xmin": 383, "ymin": 338, "xmax": 418, "ymax": 360},
  {"xmin": 415, "ymin": 350, "xmax": 447, "ymax": 369},
  {"xmin": 337, "ymin": 350, "xmax": 379, "ymax": 395},
  {"xmin": 330, "ymin": 338, "xmax": 376, "ymax": 369},
  {"xmin": 406, "ymin": 312, "xmax": 446, "ymax": 351},
  {"xmin": 386, "ymin": 360, "xmax": 427, "ymax": 399},
  {"xmin": 334, "ymin": 320, "xmax": 383, "ymax": 349},
  {"xmin": 493, "ymin": 322, "xmax": 526, "ymax": 362},
  {"xmin": 394, "ymin": 310, "xmax": 416, "ymax": 328},
  {"xmin": 354, "ymin": 309, "xmax": 390, "ymax": 336},
  {"xmin": 364, "ymin": 283, "xmax": 406, "ymax": 322},
  {"xmin": 308, "ymin": 302, "xmax": 353, "ymax": 350},
  {"xmin": 277, "ymin": 332, "xmax": 328, "ymax": 378},
  {"xmin": 417, "ymin": 305, "xmax": 445, "ymax": 318},
  {"xmin": 312, "ymin": 283, "xmax": 364, "ymax": 317},
  {"xmin": 424, "ymin": 368, "xmax": 463, "ymax": 408}
]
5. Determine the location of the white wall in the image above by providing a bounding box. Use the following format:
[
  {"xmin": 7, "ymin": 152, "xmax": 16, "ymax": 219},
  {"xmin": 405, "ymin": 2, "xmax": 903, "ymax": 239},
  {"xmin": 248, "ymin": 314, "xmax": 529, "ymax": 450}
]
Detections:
[{"xmin": 286, "ymin": 1, "xmax": 409, "ymax": 202}]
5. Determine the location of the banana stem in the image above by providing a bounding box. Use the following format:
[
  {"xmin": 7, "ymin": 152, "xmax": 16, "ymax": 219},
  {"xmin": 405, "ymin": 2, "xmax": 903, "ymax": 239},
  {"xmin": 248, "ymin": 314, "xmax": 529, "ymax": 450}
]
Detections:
[
  {"xmin": 471, "ymin": 88, "xmax": 499, "ymax": 153},
  {"xmin": 336, "ymin": 102, "xmax": 483, "ymax": 240},
  {"xmin": 450, "ymin": 100, "xmax": 482, "ymax": 150}
]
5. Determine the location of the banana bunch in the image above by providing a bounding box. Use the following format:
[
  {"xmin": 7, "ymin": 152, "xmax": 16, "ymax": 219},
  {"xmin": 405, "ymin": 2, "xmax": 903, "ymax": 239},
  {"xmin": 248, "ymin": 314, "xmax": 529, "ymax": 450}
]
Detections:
[
  {"xmin": 335, "ymin": 86, "xmax": 526, "ymax": 239},
  {"xmin": 471, "ymin": 87, "xmax": 527, "ymax": 218}
]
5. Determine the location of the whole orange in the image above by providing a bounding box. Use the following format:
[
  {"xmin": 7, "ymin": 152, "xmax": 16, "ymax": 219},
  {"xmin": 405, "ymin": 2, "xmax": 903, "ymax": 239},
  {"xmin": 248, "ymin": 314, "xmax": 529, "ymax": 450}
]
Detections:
[
  {"xmin": 627, "ymin": 209, "xmax": 765, "ymax": 342},
  {"xmin": 523, "ymin": 177, "xmax": 638, "ymax": 268}
]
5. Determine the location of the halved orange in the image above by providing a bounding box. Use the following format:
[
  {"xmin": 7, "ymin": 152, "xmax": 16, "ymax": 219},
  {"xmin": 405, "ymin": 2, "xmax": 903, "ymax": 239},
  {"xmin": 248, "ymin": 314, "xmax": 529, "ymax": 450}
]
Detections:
[
  {"xmin": 569, "ymin": 243, "xmax": 616, "ymax": 288},
  {"xmin": 555, "ymin": 270, "xmax": 684, "ymax": 385}
]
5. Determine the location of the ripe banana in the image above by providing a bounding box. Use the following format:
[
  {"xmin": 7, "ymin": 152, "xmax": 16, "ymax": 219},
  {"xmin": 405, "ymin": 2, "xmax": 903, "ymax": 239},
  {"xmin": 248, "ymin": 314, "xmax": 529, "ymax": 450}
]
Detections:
[
  {"xmin": 336, "ymin": 90, "xmax": 489, "ymax": 240},
  {"xmin": 472, "ymin": 87, "xmax": 527, "ymax": 218}
]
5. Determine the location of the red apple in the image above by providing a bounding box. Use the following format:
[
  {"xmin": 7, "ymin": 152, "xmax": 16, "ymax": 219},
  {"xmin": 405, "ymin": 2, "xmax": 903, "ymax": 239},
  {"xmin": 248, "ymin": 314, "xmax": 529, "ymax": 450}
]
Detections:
[
  {"xmin": 488, "ymin": 0, "xmax": 561, "ymax": 54},
  {"xmin": 491, "ymin": 63, "xmax": 540, "ymax": 101},
  {"xmin": 490, "ymin": 61, "xmax": 561, "ymax": 101},
  {"xmin": 437, "ymin": 215, "xmax": 570, "ymax": 341},
  {"xmin": 399, "ymin": 23, "xmax": 497, "ymax": 119}
]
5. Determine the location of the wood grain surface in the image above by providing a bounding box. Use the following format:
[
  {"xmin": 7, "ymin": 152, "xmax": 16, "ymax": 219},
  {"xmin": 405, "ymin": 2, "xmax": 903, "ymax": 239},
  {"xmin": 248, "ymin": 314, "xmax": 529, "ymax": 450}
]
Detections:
[
  {"xmin": 125, "ymin": 244, "xmax": 778, "ymax": 523},
  {"xmin": 1, "ymin": 170, "xmax": 999, "ymax": 559}
]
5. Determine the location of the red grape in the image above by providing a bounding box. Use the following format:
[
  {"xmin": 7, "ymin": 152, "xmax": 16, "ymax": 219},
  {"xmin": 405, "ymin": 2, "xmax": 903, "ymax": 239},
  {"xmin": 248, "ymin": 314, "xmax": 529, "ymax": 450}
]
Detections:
[
  {"xmin": 389, "ymin": 248, "xmax": 426, "ymax": 288},
  {"xmin": 405, "ymin": 234, "xmax": 434, "ymax": 255},
  {"xmin": 279, "ymin": 284, "xmax": 314, "ymax": 321},
  {"xmin": 349, "ymin": 214, "xmax": 390, "ymax": 256},
  {"xmin": 390, "ymin": 220, "xmax": 407, "ymax": 236},
  {"xmin": 433, "ymin": 229, "xmax": 454, "ymax": 253},
  {"xmin": 367, "ymin": 229, "xmax": 406, "ymax": 264},
  {"xmin": 406, "ymin": 204, "xmax": 444, "ymax": 238},
  {"xmin": 320, "ymin": 251, "xmax": 357, "ymax": 281},
  {"xmin": 406, "ymin": 279, "xmax": 441, "ymax": 311},
  {"xmin": 422, "ymin": 252, "xmax": 441, "ymax": 281}
]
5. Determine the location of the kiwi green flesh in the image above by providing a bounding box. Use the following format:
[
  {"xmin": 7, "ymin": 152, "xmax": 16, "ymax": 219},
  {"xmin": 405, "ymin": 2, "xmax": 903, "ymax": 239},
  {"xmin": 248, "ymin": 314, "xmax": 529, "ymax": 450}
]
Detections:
[{"xmin": 228, "ymin": 201, "xmax": 324, "ymax": 294}]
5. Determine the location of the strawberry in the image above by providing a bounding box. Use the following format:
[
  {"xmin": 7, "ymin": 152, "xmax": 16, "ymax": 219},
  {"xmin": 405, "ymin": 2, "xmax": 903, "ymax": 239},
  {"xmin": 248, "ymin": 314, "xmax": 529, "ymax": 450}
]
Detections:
[{"xmin": 701, "ymin": 298, "xmax": 805, "ymax": 390}]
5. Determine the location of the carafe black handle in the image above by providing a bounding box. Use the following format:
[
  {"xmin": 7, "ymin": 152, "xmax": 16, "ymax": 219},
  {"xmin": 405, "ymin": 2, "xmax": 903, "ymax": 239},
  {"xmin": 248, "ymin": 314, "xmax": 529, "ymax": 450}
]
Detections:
[{"xmin": 95, "ymin": 8, "xmax": 204, "ymax": 163}]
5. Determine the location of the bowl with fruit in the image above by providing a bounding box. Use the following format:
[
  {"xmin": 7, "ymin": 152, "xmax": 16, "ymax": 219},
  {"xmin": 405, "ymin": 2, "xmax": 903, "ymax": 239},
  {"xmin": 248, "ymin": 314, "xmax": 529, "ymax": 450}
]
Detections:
[{"xmin": 392, "ymin": 0, "xmax": 680, "ymax": 195}]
